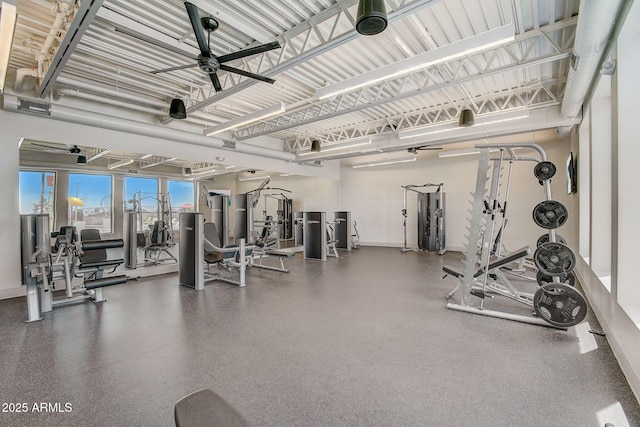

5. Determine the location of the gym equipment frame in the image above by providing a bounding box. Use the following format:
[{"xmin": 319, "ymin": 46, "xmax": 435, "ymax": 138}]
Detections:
[
  {"xmin": 20, "ymin": 214, "xmax": 128, "ymax": 322},
  {"xmin": 401, "ymin": 183, "xmax": 446, "ymax": 254},
  {"xmin": 443, "ymin": 143, "xmax": 587, "ymax": 329},
  {"xmin": 179, "ymin": 213, "xmax": 254, "ymax": 289}
]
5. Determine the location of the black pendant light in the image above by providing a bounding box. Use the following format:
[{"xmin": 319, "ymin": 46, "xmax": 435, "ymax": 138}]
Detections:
[
  {"xmin": 458, "ymin": 108, "xmax": 475, "ymax": 127},
  {"xmin": 169, "ymin": 98, "xmax": 187, "ymax": 119},
  {"xmin": 311, "ymin": 140, "xmax": 321, "ymax": 152},
  {"xmin": 356, "ymin": 0, "xmax": 388, "ymax": 36},
  {"xmin": 76, "ymin": 155, "xmax": 87, "ymax": 164}
]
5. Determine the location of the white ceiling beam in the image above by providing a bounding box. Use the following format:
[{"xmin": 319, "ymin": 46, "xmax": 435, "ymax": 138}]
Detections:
[{"xmin": 187, "ymin": 0, "xmax": 274, "ymax": 44}]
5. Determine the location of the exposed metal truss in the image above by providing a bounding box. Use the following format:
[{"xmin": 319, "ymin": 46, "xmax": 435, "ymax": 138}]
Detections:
[{"xmin": 237, "ymin": 18, "xmax": 577, "ymax": 147}]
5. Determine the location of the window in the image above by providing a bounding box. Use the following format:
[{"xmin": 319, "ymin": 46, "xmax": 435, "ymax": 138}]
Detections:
[
  {"xmin": 19, "ymin": 171, "xmax": 56, "ymax": 229},
  {"xmin": 68, "ymin": 174, "xmax": 112, "ymax": 233},
  {"xmin": 168, "ymin": 180, "xmax": 195, "ymax": 230},
  {"xmin": 125, "ymin": 176, "xmax": 159, "ymax": 232}
]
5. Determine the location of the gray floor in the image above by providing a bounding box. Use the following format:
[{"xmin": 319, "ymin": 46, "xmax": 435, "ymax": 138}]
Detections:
[{"xmin": 1, "ymin": 247, "xmax": 639, "ymax": 427}]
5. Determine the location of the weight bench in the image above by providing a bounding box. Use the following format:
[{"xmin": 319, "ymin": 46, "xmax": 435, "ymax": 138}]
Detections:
[
  {"xmin": 251, "ymin": 246, "xmax": 300, "ymax": 273},
  {"xmin": 174, "ymin": 388, "xmax": 249, "ymax": 427},
  {"xmin": 77, "ymin": 229, "xmax": 128, "ymax": 301},
  {"xmin": 443, "ymin": 246, "xmax": 566, "ymax": 328},
  {"xmin": 443, "ymin": 246, "xmax": 532, "ymax": 280},
  {"xmin": 203, "ymin": 222, "xmax": 255, "ymax": 287}
]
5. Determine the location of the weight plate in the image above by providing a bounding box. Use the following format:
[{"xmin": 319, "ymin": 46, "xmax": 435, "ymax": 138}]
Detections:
[
  {"xmin": 533, "ymin": 161, "xmax": 557, "ymax": 181},
  {"xmin": 536, "ymin": 270, "xmax": 576, "ymax": 287},
  {"xmin": 533, "ymin": 242, "xmax": 576, "ymax": 276},
  {"xmin": 532, "ymin": 200, "xmax": 568, "ymax": 229},
  {"xmin": 536, "ymin": 233, "xmax": 567, "ymax": 247},
  {"xmin": 533, "ymin": 283, "xmax": 587, "ymax": 327}
]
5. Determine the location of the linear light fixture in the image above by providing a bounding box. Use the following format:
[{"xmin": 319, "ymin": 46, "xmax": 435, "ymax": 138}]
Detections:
[
  {"xmin": 316, "ymin": 23, "xmax": 515, "ymax": 100},
  {"xmin": 107, "ymin": 159, "xmax": 135, "ymax": 170},
  {"xmin": 0, "ymin": 1, "xmax": 17, "ymax": 93},
  {"xmin": 352, "ymin": 155, "xmax": 416, "ymax": 168},
  {"xmin": 238, "ymin": 174, "xmax": 271, "ymax": 182},
  {"xmin": 86, "ymin": 149, "xmax": 111, "ymax": 163},
  {"xmin": 203, "ymin": 103, "xmax": 285, "ymax": 136},
  {"xmin": 139, "ymin": 157, "xmax": 177, "ymax": 169},
  {"xmin": 140, "ymin": 154, "xmax": 153, "ymax": 159},
  {"xmin": 297, "ymin": 137, "xmax": 372, "ymax": 157},
  {"xmin": 398, "ymin": 109, "xmax": 530, "ymax": 140},
  {"xmin": 279, "ymin": 173, "xmax": 295, "ymax": 177},
  {"xmin": 438, "ymin": 146, "xmax": 522, "ymax": 158}
]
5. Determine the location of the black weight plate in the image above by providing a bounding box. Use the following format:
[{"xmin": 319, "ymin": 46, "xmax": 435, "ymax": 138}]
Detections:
[
  {"xmin": 533, "ymin": 283, "xmax": 587, "ymax": 327},
  {"xmin": 534, "ymin": 161, "xmax": 557, "ymax": 180},
  {"xmin": 536, "ymin": 233, "xmax": 567, "ymax": 247},
  {"xmin": 536, "ymin": 270, "xmax": 576, "ymax": 287},
  {"xmin": 532, "ymin": 200, "xmax": 568, "ymax": 229},
  {"xmin": 533, "ymin": 242, "xmax": 576, "ymax": 276}
]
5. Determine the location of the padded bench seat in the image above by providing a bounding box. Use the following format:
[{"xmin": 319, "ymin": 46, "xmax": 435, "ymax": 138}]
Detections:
[
  {"xmin": 442, "ymin": 246, "xmax": 531, "ymax": 279},
  {"xmin": 79, "ymin": 258, "xmax": 125, "ymax": 269}
]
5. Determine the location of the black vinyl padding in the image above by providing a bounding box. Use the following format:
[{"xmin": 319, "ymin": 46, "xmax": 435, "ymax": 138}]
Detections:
[
  {"xmin": 84, "ymin": 275, "xmax": 128, "ymax": 290},
  {"xmin": 442, "ymin": 246, "xmax": 532, "ymax": 279},
  {"xmin": 81, "ymin": 239, "xmax": 125, "ymax": 250}
]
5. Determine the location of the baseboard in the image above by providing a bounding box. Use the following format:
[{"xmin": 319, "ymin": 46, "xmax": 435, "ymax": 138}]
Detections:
[
  {"xmin": 0, "ymin": 286, "xmax": 26, "ymax": 300},
  {"xmin": 575, "ymin": 257, "xmax": 640, "ymax": 404}
]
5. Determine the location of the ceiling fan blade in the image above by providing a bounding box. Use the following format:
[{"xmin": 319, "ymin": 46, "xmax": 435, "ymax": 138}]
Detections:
[
  {"xmin": 151, "ymin": 63, "xmax": 198, "ymax": 74},
  {"xmin": 217, "ymin": 41, "xmax": 281, "ymax": 63},
  {"xmin": 209, "ymin": 73, "xmax": 223, "ymax": 92},
  {"xmin": 185, "ymin": 2, "xmax": 211, "ymax": 57},
  {"xmin": 219, "ymin": 65, "xmax": 275, "ymax": 84}
]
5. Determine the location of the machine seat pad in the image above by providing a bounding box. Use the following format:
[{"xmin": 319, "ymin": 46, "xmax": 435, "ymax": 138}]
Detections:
[{"xmin": 80, "ymin": 258, "xmax": 124, "ymax": 269}]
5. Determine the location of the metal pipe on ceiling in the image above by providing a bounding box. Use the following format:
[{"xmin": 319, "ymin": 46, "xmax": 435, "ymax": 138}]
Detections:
[
  {"xmin": 560, "ymin": 0, "xmax": 624, "ymax": 119},
  {"xmin": 3, "ymin": 94, "xmax": 296, "ymax": 162}
]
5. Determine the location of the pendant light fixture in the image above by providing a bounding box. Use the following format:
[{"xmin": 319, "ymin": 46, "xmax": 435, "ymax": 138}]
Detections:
[
  {"xmin": 356, "ymin": 0, "xmax": 388, "ymax": 36},
  {"xmin": 169, "ymin": 98, "xmax": 187, "ymax": 119}
]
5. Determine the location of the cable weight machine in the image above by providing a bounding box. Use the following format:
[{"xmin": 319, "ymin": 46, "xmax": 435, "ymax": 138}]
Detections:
[{"xmin": 401, "ymin": 183, "xmax": 446, "ymax": 254}]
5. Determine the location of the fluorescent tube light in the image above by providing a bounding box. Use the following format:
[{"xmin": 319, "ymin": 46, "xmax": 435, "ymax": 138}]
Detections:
[
  {"xmin": 438, "ymin": 148, "xmax": 483, "ymax": 158},
  {"xmin": 204, "ymin": 103, "xmax": 285, "ymax": 136},
  {"xmin": 108, "ymin": 159, "xmax": 135, "ymax": 170},
  {"xmin": 279, "ymin": 173, "xmax": 295, "ymax": 177},
  {"xmin": 297, "ymin": 137, "xmax": 372, "ymax": 157},
  {"xmin": 316, "ymin": 24, "xmax": 514, "ymax": 100},
  {"xmin": 353, "ymin": 155, "xmax": 416, "ymax": 168},
  {"xmin": 438, "ymin": 146, "xmax": 523, "ymax": 158},
  {"xmin": 140, "ymin": 154, "xmax": 153, "ymax": 159},
  {"xmin": 0, "ymin": 1, "xmax": 17, "ymax": 93},
  {"xmin": 238, "ymin": 174, "xmax": 271, "ymax": 182},
  {"xmin": 398, "ymin": 109, "xmax": 530, "ymax": 140},
  {"xmin": 139, "ymin": 157, "xmax": 177, "ymax": 169}
]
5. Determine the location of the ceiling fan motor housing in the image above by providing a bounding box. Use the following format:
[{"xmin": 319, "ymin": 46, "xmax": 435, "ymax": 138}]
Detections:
[{"xmin": 198, "ymin": 55, "xmax": 220, "ymax": 74}]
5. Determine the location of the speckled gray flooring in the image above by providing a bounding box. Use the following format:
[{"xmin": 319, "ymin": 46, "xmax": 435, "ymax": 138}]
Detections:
[{"xmin": 1, "ymin": 247, "xmax": 638, "ymax": 427}]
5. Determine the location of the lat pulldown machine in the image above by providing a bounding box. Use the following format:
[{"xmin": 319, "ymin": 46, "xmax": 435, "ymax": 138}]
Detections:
[{"xmin": 401, "ymin": 183, "xmax": 446, "ymax": 254}]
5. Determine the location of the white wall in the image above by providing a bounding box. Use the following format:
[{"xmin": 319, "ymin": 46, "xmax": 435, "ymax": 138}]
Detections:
[{"xmin": 340, "ymin": 138, "xmax": 575, "ymax": 252}]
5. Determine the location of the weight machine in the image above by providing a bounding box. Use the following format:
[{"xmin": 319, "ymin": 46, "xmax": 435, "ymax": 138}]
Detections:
[
  {"xmin": 442, "ymin": 143, "xmax": 587, "ymax": 329},
  {"xmin": 401, "ymin": 183, "xmax": 446, "ymax": 254},
  {"xmin": 125, "ymin": 191, "xmax": 177, "ymax": 267},
  {"xmin": 20, "ymin": 214, "xmax": 128, "ymax": 322},
  {"xmin": 233, "ymin": 179, "xmax": 298, "ymax": 273},
  {"xmin": 179, "ymin": 212, "xmax": 254, "ymax": 289}
]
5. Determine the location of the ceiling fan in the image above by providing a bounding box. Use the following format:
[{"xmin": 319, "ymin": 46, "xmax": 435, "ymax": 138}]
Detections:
[
  {"xmin": 407, "ymin": 146, "xmax": 443, "ymax": 154},
  {"xmin": 150, "ymin": 2, "xmax": 281, "ymax": 92},
  {"xmin": 28, "ymin": 143, "xmax": 87, "ymax": 163}
]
